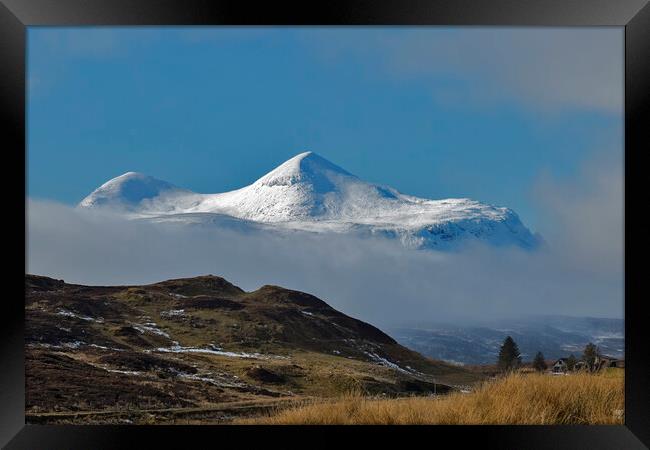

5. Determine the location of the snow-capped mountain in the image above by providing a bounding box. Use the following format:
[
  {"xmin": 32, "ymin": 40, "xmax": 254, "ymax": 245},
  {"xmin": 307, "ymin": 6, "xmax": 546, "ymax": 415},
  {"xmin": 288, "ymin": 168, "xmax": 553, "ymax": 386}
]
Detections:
[
  {"xmin": 78, "ymin": 171, "xmax": 192, "ymax": 211},
  {"xmin": 78, "ymin": 151, "xmax": 541, "ymax": 250}
]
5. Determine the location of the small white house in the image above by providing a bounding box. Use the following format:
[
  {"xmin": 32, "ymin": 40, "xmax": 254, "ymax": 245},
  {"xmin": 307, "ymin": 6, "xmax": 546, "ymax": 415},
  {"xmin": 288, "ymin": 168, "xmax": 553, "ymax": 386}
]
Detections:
[{"xmin": 552, "ymin": 358, "xmax": 568, "ymax": 373}]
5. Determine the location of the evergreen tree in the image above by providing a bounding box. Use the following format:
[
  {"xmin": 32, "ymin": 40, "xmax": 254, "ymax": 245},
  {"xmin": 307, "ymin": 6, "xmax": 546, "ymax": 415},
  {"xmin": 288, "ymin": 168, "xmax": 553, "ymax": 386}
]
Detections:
[
  {"xmin": 583, "ymin": 343, "xmax": 600, "ymax": 371},
  {"xmin": 566, "ymin": 354, "xmax": 577, "ymax": 371},
  {"xmin": 532, "ymin": 351, "xmax": 547, "ymax": 372},
  {"xmin": 497, "ymin": 336, "xmax": 522, "ymax": 372}
]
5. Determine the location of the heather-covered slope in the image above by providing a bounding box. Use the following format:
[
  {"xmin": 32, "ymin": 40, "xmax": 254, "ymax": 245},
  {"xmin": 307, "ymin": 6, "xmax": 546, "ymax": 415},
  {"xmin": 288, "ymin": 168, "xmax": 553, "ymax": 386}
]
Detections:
[{"xmin": 26, "ymin": 274, "xmax": 479, "ymax": 424}]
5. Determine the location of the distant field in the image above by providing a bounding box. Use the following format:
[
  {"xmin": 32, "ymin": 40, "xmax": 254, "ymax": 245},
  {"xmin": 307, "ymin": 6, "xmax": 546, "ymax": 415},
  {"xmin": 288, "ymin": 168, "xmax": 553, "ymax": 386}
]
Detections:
[{"xmin": 242, "ymin": 369, "xmax": 624, "ymax": 425}]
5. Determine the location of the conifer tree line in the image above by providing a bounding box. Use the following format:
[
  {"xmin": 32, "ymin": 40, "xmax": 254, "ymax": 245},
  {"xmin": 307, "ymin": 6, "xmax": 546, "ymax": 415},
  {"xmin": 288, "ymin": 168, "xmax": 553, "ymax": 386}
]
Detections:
[{"xmin": 496, "ymin": 336, "xmax": 604, "ymax": 373}]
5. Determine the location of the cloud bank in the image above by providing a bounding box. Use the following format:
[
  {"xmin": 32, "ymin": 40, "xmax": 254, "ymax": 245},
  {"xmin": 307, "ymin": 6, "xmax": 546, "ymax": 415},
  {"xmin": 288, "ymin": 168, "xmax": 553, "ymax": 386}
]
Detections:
[
  {"xmin": 30, "ymin": 27, "xmax": 623, "ymax": 114},
  {"xmin": 302, "ymin": 27, "xmax": 623, "ymax": 114},
  {"xmin": 27, "ymin": 152, "xmax": 623, "ymax": 327}
]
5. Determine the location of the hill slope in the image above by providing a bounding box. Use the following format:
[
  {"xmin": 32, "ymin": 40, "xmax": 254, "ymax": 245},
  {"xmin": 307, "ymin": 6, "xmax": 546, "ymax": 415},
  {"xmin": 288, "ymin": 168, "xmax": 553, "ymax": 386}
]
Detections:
[{"xmin": 26, "ymin": 274, "xmax": 479, "ymax": 424}]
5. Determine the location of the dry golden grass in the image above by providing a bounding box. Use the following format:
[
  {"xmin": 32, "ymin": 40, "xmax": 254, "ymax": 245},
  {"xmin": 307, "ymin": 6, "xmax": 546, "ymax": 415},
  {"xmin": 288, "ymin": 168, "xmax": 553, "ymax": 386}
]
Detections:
[{"xmin": 242, "ymin": 370, "xmax": 624, "ymax": 425}]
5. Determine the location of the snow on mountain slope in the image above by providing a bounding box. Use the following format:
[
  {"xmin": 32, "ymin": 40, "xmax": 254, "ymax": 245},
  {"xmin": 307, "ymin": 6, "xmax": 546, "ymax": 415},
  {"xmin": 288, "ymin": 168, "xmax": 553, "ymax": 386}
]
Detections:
[
  {"xmin": 78, "ymin": 152, "xmax": 541, "ymax": 250},
  {"xmin": 78, "ymin": 172, "xmax": 195, "ymax": 212}
]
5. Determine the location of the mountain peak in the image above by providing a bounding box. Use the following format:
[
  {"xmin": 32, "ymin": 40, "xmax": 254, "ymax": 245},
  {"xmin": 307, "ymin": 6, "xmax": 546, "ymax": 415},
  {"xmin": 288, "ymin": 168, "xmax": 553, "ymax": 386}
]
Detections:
[
  {"xmin": 254, "ymin": 151, "xmax": 356, "ymax": 190},
  {"xmin": 293, "ymin": 150, "xmax": 315, "ymax": 160},
  {"xmin": 78, "ymin": 172, "xmax": 183, "ymax": 210},
  {"xmin": 76, "ymin": 152, "xmax": 540, "ymax": 250},
  {"xmin": 120, "ymin": 171, "xmax": 144, "ymax": 178}
]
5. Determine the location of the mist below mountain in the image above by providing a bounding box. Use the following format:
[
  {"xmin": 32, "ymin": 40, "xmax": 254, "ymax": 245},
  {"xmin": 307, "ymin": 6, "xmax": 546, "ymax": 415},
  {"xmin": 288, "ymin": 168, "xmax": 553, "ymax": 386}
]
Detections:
[{"xmin": 388, "ymin": 315, "xmax": 624, "ymax": 365}]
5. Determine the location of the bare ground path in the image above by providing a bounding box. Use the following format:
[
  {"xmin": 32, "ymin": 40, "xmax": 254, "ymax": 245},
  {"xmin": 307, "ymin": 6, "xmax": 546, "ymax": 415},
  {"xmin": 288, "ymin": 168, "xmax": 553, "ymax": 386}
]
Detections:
[{"xmin": 26, "ymin": 396, "xmax": 312, "ymax": 424}]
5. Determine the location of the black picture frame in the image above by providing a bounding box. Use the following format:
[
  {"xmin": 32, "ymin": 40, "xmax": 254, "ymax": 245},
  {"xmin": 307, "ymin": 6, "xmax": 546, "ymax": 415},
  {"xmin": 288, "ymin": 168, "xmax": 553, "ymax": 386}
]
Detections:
[{"xmin": 2, "ymin": 0, "xmax": 649, "ymax": 448}]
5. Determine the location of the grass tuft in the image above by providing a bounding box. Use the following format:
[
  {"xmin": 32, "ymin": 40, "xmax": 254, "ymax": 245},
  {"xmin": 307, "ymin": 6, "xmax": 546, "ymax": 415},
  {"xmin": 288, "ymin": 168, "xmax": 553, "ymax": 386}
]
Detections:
[{"xmin": 241, "ymin": 370, "xmax": 624, "ymax": 425}]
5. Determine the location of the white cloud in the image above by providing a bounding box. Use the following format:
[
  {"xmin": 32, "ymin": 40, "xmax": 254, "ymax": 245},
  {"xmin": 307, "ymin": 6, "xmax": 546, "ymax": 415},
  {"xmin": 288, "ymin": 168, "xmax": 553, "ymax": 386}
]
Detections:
[
  {"xmin": 25, "ymin": 27, "xmax": 624, "ymax": 327},
  {"xmin": 533, "ymin": 149, "xmax": 623, "ymax": 277},
  {"xmin": 28, "ymin": 27, "xmax": 623, "ymax": 114},
  {"xmin": 27, "ymin": 150, "xmax": 623, "ymax": 328},
  {"xmin": 300, "ymin": 27, "xmax": 624, "ymax": 114}
]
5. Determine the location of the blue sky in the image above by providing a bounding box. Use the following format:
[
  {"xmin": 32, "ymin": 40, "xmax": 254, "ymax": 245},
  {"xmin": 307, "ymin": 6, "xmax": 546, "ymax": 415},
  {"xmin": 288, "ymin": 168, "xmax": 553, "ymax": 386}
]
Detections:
[{"xmin": 27, "ymin": 27, "xmax": 623, "ymax": 231}]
